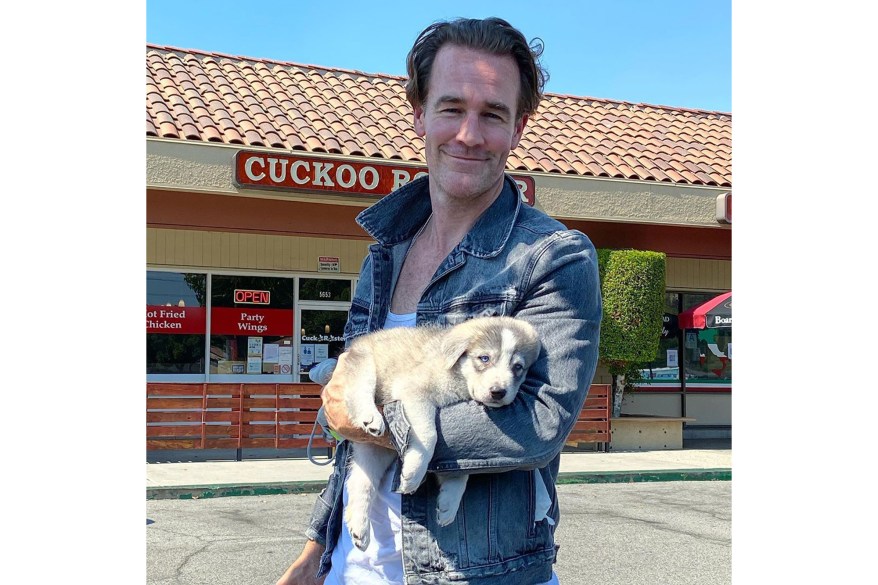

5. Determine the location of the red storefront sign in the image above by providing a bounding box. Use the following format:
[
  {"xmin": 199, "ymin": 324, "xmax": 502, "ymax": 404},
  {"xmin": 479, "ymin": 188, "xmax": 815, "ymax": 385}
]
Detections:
[
  {"xmin": 210, "ymin": 307, "xmax": 294, "ymax": 336},
  {"xmin": 234, "ymin": 151, "xmax": 536, "ymax": 206},
  {"xmin": 147, "ymin": 305, "xmax": 206, "ymax": 334}
]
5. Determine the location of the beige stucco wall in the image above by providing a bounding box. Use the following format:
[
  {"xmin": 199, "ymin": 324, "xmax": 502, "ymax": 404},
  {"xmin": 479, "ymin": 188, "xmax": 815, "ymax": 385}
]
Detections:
[
  {"xmin": 147, "ymin": 140, "xmax": 237, "ymax": 195},
  {"xmin": 147, "ymin": 138, "xmax": 728, "ymax": 227},
  {"xmin": 530, "ymin": 173, "xmax": 728, "ymax": 227},
  {"xmin": 148, "ymin": 139, "xmax": 411, "ymax": 210}
]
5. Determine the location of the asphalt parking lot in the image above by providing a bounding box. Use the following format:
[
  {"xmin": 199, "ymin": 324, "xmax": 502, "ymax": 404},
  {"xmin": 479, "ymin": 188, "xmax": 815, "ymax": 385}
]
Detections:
[{"xmin": 147, "ymin": 480, "xmax": 731, "ymax": 585}]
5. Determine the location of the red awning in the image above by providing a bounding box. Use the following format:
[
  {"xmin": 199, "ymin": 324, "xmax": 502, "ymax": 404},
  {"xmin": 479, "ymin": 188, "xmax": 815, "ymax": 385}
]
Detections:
[{"xmin": 678, "ymin": 292, "xmax": 731, "ymax": 329}]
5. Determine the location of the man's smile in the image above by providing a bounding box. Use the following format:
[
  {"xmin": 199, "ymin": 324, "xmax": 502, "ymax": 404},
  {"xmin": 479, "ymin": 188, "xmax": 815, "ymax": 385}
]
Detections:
[{"xmin": 441, "ymin": 149, "xmax": 490, "ymax": 162}]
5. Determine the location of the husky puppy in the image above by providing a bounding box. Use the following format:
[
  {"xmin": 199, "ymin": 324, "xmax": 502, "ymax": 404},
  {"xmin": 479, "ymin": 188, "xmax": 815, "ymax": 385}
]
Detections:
[{"xmin": 328, "ymin": 315, "xmax": 541, "ymax": 551}]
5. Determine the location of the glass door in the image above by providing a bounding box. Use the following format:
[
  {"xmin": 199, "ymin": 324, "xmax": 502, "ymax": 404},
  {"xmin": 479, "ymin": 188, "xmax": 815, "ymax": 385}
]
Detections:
[
  {"xmin": 296, "ymin": 305, "xmax": 349, "ymax": 382},
  {"xmin": 294, "ymin": 276, "xmax": 353, "ymax": 382}
]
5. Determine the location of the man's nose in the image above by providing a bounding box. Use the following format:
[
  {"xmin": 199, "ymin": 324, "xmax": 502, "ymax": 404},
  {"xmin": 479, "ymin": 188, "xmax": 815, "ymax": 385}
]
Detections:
[{"xmin": 455, "ymin": 113, "xmax": 484, "ymax": 146}]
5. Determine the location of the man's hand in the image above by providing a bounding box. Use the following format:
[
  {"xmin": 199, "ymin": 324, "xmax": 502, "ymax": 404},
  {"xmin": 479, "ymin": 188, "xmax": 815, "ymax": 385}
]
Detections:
[
  {"xmin": 275, "ymin": 539, "xmax": 326, "ymax": 585},
  {"xmin": 321, "ymin": 353, "xmax": 393, "ymax": 448}
]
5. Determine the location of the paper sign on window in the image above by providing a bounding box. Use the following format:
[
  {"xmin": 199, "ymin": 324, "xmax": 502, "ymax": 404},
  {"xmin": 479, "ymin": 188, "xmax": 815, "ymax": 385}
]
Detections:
[
  {"xmin": 248, "ymin": 337, "xmax": 263, "ymax": 357},
  {"xmin": 300, "ymin": 344, "xmax": 315, "ymax": 366},
  {"xmin": 263, "ymin": 344, "xmax": 279, "ymax": 363}
]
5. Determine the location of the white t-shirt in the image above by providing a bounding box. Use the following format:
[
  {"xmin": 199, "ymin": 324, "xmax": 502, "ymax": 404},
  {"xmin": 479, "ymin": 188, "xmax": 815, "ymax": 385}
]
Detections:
[{"xmin": 325, "ymin": 311, "xmax": 558, "ymax": 584}]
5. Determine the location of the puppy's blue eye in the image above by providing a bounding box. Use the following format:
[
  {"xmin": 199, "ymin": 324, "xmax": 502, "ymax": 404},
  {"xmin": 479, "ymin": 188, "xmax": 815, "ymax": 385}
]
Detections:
[
  {"xmin": 513, "ymin": 363, "xmax": 523, "ymax": 372},
  {"xmin": 479, "ymin": 355, "xmax": 490, "ymax": 363}
]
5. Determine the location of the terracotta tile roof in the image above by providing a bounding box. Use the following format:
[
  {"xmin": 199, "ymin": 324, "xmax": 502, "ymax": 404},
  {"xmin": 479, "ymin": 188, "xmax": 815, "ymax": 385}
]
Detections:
[{"xmin": 147, "ymin": 45, "xmax": 731, "ymax": 188}]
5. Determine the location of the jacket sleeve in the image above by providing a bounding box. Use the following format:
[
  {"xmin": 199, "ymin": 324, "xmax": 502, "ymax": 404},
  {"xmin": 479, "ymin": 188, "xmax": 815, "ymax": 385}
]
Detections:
[
  {"xmin": 384, "ymin": 229, "xmax": 602, "ymax": 474},
  {"xmin": 303, "ymin": 438, "xmax": 349, "ymax": 545}
]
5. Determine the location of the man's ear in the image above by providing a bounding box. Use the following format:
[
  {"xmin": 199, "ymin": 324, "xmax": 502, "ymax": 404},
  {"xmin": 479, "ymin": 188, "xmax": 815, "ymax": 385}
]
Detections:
[
  {"xmin": 413, "ymin": 104, "xmax": 426, "ymax": 137},
  {"xmin": 511, "ymin": 114, "xmax": 528, "ymax": 149},
  {"xmin": 440, "ymin": 324, "xmax": 471, "ymax": 370}
]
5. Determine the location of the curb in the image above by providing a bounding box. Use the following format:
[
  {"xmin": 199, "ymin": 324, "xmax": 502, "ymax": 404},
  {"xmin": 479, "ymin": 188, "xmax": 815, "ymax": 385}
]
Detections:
[
  {"xmin": 146, "ymin": 468, "xmax": 731, "ymax": 501},
  {"xmin": 147, "ymin": 480, "xmax": 328, "ymax": 501},
  {"xmin": 556, "ymin": 468, "xmax": 731, "ymax": 485}
]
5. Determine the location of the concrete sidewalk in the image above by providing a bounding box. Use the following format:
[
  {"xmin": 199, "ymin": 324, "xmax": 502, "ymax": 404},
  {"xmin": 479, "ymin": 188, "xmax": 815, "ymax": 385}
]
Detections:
[{"xmin": 146, "ymin": 447, "xmax": 731, "ymax": 500}]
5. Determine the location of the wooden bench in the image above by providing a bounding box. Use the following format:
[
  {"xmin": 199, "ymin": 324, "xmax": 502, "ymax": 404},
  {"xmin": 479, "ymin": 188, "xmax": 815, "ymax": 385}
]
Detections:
[
  {"xmin": 146, "ymin": 383, "xmax": 336, "ymax": 456},
  {"xmin": 146, "ymin": 382, "xmax": 611, "ymax": 455},
  {"xmin": 564, "ymin": 384, "xmax": 611, "ymax": 452}
]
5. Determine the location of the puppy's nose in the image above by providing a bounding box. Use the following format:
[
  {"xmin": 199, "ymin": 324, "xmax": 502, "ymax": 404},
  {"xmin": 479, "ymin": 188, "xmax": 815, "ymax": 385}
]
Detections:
[{"xmin": 490, "ymin": 388, "xmax": 507, "ymax": 400}]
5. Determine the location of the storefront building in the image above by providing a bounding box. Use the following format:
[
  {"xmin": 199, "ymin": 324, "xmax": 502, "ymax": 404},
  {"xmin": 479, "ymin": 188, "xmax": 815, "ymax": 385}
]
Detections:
[{"xmin": 146, "ymin": 45, "xmax": 732, "ymax": 438}]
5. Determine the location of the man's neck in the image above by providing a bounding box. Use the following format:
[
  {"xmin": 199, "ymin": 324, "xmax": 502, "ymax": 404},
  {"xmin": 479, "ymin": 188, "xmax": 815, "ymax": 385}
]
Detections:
[
  {"xmin": 426, "ymin": 178, "xmax": 505, "ymax": 251},
  {"xmin": 389, "ymin": 177, "xmax": 506, "ymax": 314}
]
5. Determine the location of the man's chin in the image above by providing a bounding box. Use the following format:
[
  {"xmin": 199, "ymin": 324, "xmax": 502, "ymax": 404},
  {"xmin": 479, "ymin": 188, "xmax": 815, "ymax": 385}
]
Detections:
[{"xmin": 435, "ymin": 172, "xmax": 503, "ymax": 201}]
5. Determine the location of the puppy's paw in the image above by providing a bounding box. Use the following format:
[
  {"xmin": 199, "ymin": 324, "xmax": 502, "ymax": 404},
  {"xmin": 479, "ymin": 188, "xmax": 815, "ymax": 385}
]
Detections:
[
  {"xmin": 398, "ymin": 469, "xmax": 427, "ymax": 494},
  {"xmin": 345, "ymin": 509, "xmax": 371, "ymax": 551},
  {"xmin": 436, "ymin": 492, "xmax": 461, "ymax": 526},
  {"xmin": 360, "ymin": 412, "xmax": 385, "ymax": 437},
  {"xmin": 436, "ymin": 506, "xmax": 457, "ymax": 527},
  {"xmin": 350, "ymin": 527, "xmax": 370, "ymax": 551}
]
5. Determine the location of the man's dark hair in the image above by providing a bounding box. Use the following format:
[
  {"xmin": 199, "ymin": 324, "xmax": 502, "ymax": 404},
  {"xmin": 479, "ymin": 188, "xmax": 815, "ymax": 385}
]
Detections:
[{"xmin": 405, "ymin": 17, "xmax": 549, "ymax": 120}]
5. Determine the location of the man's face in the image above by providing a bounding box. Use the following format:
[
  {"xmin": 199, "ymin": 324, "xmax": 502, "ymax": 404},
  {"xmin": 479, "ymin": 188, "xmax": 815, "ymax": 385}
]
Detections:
[{"xmin": 413, "ymin": 44, "xmax": 528, "ymax": 205}]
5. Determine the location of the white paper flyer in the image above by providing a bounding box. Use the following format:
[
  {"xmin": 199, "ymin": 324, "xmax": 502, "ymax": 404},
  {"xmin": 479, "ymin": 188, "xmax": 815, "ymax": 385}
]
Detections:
[
  {"xmin": 248, "ymin": 337, "xmax": 264, "ymax": 356},
  {"xmin": 263, "ymin": 343, "xmax": 279, "ymax": 363}
]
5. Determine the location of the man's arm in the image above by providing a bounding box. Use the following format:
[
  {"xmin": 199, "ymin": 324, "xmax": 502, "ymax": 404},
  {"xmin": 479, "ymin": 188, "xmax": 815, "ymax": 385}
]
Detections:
[
  {"xmin": 321, "ymin": 360, "xmax": 393, "ymax": 449},
  {"xmin": 389, "ymin": 230, "xmax": 602, "ymax": 473},
  {"xmin": 275, "ymin": 539, "xmax": 326, "ymax": 585}
]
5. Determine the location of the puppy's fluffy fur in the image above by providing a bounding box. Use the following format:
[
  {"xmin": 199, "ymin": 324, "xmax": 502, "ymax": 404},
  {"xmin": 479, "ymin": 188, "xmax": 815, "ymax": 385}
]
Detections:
[{"xmin": 328, "ymin": 315, "xmax": 541, "ymax": 551}]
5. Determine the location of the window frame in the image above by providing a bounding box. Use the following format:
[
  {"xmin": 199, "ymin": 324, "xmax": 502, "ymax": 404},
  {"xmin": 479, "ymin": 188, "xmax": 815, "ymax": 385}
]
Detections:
[
  {"xmin": 146, "ymin": 267, "xmax": 355, "ymax": 383},
  {"xmin": 636, "ymin": 289, "xmax": 732, "ymax": 391}
]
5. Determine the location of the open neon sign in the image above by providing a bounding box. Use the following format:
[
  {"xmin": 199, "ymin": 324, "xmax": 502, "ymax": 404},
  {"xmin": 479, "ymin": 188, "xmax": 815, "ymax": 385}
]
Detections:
[{"xmin": 234, "ymin": 289, "xmax": 271, "ymax": 305}]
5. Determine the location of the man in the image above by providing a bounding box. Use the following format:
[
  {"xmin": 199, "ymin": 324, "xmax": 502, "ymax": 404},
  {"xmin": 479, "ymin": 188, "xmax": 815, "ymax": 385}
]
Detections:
[{"xmin": 277, "ymin": 17, "xmax": 601, "ymax": 585}]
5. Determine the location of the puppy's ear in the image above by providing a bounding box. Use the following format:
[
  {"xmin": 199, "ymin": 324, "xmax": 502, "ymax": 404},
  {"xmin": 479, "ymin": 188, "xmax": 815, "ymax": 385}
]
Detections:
[
  {"xmin": 515, "ymin": 320, "xmax": 542, "ymax": 366},
  {"xmin": 527, "ymin": 336, "xmax": 542, "ymax": 366},
  {"xmin": 440, "ymin": 322, "xmax": 473, "ymax": 369}
]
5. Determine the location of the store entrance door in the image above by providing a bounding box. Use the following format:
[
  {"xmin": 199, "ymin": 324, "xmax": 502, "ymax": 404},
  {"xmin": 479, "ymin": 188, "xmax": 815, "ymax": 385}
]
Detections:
[{"xmin": 296, "ymin": 304, "xmax": 349, "ymax": 382}]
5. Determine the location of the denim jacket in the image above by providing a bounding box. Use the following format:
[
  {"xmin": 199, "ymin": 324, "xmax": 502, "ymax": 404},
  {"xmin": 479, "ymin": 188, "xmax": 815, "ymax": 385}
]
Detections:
[{"xmin": 305, "ymin": 174, "xmax": 601, "ymax": 584}]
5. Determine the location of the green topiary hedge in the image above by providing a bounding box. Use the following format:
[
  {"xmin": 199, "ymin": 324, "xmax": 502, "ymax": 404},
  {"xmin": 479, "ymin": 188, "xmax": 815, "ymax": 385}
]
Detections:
[{"xmin": 597, "ymin": 248, "xmax": 666, "ymax": 372}]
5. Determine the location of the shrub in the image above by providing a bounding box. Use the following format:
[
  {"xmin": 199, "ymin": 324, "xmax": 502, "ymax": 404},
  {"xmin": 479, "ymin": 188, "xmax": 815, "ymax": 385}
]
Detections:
[{"xmin": 597, "ymin": 249, "xmax": 666, "ymax": 415}]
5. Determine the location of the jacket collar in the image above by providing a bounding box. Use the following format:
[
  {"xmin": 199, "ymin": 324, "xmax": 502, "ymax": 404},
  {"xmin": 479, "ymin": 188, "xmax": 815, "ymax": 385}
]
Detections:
[{"xmin": 356, "ymin": 174, "xmax": 522, "ymax": 258}]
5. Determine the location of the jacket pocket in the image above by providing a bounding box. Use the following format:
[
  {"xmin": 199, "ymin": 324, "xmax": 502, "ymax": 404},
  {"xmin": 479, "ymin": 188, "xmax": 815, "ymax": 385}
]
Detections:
[{"xmin": 450, "ymin": 470, "xmax": 546, "ymax": 567}]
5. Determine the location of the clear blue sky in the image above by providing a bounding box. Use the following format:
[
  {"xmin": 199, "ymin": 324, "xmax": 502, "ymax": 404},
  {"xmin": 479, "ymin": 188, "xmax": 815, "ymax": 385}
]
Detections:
[{"xmin": 146, "ymin": 0, "xmax": 731, "ymax": 113}]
